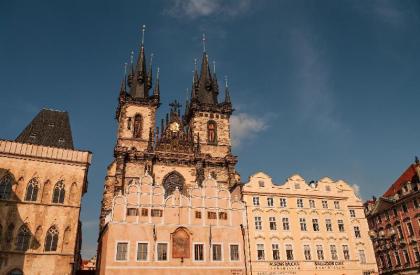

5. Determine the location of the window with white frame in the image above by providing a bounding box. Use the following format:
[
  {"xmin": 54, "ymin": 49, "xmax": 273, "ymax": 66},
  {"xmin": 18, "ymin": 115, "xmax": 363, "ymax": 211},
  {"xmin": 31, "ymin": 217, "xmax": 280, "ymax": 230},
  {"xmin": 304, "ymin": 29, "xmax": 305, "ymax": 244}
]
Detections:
[
  {"xmin": 230, "ymin": 244, "xmax": 239, "ymax": 261},
  {"xmin": 272, "ymin": 244, "xmax": 280, "ymax": 260},
  {"xmin": 330, "ymin": 245, "xmax": 338, "ymax": 260},
  {"xmin": 269, "ymin": 217, "xmax": 277, "ymax": 230},
  {"xmin": 413, "ymin": 247, "xmax": 420, "ymax": 262},
  {"xmin": 212, "ymin": 244, "xmax": 222, "ymax": 261},
  {"xmin": 255, "ymin": 216, "xmax": 262, "ymax": 230},
  {"xmin": 309, "ymin": 199, "xmax": 315, "ymax": 208},
  {"xmin": 304, "ymin": 245, "xmax": 311, "ymax": 260},
  {"xmin": 334, "ymin": 201, "xmax": 340, "ymax": 209},
  {"xmin": 406, "ymin": 222, "xmax": 414, "ymax": 236},
  {"xmin": 312, "ymin": 219, "xmax": 319, "ymax": 231},
  {"xmin": 325, "ymin": 219, "xmax": 332, "ymax": 232},
  {"xmin": 267, "ymin": 197, "xmax": 274, "ymax": 207},
  {"xmin": 116, "ymin": 242, "xmax": 128, "ymax": 261},
  {"xmin": 282, "ymin": 217, "xmax": 290, "ymax": 230},
  {"xmin": 300, "ymin": 218, "xmax": 307, "ymax": 231},
  {"xmin": 297, "ymin": 198, "xmax": 304, "ymax": 208},
  {"xmin": 338, "ymin": 220, "xmax": 345, "ymax": 232},
  {"xmin": 322, "ymin": 200, "xmax": 328, "ymax": 209},
  {"xmin": 279, "ymin": 198, "xmax": 287, "ymax": 208},
  {"xmin": 257, "ymin": 244, "xmax": 265, "ymax": 260},
  {"xmin": 194, "ymin": 244, "xmax": 204, "ymax": 261},
  {"xmin": 342, "ymin": 245, "xmax": 350, "ymax": 260},
  {"xmin": 253, "ymin": 196, "xmax": 260, "ymax": 206},
  {"xmin": 316, "ymin": 245, "xmax": 324, "ymax": 260},
  {"xmin": 285, "ymin": 244, "xmax": 294, "ymax": 260},
  {"xmin": 349, "ymin": 209, "xmax": 356, "ymax": 218},
  {"xmin": 358, "ymin": 249, "xmax": 366, "ymax": 264},
  {"xmin": 157, "ymin": 243, "xmax": 168, "ymax": 261},
  {"xmin": 394, "ymin": 251, "xmax": 401, "ymax": 266},
  {"xmin": 403, "ymin": 249, "xmax": 410, "ymax": 265},
  {"xmin": 354, "ymin": 226, "xmax": 361, "ymax": 238},
  {"xmin": 137, "ymin": 242, "xmax": 148, "ymax": 261}
]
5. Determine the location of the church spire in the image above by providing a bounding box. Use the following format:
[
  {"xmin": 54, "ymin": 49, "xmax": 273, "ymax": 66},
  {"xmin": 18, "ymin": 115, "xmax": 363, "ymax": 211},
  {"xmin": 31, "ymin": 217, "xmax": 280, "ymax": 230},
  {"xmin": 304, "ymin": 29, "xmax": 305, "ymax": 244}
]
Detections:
[
  {"xmin": 147, "ymin": 53, "xmax": 154, "ymax": 90},
  {"xmin": 130, "ymin": 25, "xmax": 149, "ymax": 99},
  {"xmin": 224, "ymin": 76, "xmax": 231, "ymax": 104},
  {"xmin": 153, "ymin": 67, "xmax": 160, "ymax": 97}
]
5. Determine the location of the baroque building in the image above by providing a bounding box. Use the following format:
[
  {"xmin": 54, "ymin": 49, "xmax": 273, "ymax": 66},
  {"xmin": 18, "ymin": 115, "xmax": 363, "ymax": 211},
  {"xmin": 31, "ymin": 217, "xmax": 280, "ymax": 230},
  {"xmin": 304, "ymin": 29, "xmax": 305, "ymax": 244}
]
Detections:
[
  {"xmin": 242, "ymin": 172, "xmax": 378, "ymax": 275},
  {"xmin": 364, "ymin": 158, "xmax": 420, "ymax": 274},
  {"xmin": 97, "ymin": 34, "xmax": 246, "ymax": 274},
  {"xmin": 0, "ymin": 109, "xmax": 92, "ymax": 275}
]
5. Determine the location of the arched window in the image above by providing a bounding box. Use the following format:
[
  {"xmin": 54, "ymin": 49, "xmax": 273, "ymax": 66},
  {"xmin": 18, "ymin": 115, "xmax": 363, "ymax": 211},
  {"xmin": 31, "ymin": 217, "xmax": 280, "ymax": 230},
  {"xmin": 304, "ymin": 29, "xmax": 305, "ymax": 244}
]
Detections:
[
  {"xmin": 8, "ymin": 269, "xmax": 23, "ymax": 275},
  {"xmin": 16, "ymin": 225, "xmax": 31, "ymax": 251},
  {"xmin": 207, "ymin": 121, "xmax": 217, "ymax": 144},
  {"xmin": 52, "ymin": 181, "xmax": 65, "ymax": 204},
  {"xmin": 163, "ymin": 171, "xmax": 185, "ymax": 198},
  {"xmin": 0, "ymin": 174, "xmax": 12, "ymax": 200},
  {"xmin": 44, "ymin": 226, "xmax": 59, "ymax": 252},
  {"xmin": 24, "ymin": 178, "xmax": 39, "ymax": 202},
  {"xmin": 6, "ymin": 223, "xmax": 15, "ymax": 244},
  {"xmin": 133, "ymin": 114, "xmax": 142, "ymax": 138}
]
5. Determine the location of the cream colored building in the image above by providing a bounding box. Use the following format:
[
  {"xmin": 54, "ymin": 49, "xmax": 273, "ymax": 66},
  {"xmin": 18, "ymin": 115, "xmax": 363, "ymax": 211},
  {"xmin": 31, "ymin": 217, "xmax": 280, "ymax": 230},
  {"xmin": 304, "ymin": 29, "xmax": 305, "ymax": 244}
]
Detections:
[
  {"xmin": 0, "ymin": 109, "xmax": 92, "ymax": 275},
  {"xmin": 242, "ymin": 172, "xmax": 378, "ymax": 275}
]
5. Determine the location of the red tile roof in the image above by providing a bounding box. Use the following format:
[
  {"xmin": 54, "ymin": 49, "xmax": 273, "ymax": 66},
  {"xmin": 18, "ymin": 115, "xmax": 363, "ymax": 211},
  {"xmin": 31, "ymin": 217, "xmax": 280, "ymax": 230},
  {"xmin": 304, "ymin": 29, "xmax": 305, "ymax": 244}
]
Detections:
[{"xmin": 383, "ymin": 164, "xmax": 419, "ymax": 197}]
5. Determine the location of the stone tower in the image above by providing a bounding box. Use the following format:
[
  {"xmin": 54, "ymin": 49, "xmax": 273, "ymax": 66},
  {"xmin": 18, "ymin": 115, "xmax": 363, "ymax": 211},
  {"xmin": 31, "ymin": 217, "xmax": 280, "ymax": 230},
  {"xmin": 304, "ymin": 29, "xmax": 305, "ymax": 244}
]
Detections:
[{"xmin": 99, "ymin": 36, "xmax": 239, "ymax": 228}]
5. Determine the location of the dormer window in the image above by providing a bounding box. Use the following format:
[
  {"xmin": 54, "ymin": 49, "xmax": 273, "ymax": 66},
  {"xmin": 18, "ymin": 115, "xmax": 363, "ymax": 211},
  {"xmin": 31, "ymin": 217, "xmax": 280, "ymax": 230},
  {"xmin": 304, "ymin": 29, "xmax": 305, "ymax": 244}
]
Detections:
[
  {"xmin": 48, "ymin": 122, "xmax": 55, "ymax": 127},
  {"xmin": 29, "ymin": 133, "xmax": 37, "ymax": 140},
  {"xmin": 58, "ymin": 138, "xmax": 65, "ymax": 144},
  {"xmin": 258, "ymin": 181, "xmax": 265, "ymax": 187}
]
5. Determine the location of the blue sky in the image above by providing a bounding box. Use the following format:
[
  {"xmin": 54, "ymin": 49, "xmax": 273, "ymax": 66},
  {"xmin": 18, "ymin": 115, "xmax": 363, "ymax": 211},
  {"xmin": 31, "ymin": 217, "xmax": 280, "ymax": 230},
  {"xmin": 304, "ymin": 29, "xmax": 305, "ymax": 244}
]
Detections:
[{"xmin": 1, "ymin": 0, "xmax": 420, "ymax": 258}]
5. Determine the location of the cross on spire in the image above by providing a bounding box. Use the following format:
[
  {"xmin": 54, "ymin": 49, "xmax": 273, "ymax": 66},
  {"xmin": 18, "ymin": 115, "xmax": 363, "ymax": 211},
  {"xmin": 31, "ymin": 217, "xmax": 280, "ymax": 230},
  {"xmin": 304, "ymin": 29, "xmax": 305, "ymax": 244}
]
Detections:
[{"xmin": 169, "ymin": 100, "xmax": 182, "ymax": 115}]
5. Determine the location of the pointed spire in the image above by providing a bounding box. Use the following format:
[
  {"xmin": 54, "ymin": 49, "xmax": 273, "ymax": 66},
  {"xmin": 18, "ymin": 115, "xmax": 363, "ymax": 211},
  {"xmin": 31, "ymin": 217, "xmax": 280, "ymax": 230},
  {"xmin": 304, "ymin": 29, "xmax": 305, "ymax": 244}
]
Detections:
[
  {"xmin": 130, "ymin": 25, "xmax": 149, "ymax": 99},
  {"xmin": 153, "ymin": 67, "xmax": 160, "ymax": 96},
  {"xmin": 147, "ymin": 53, "xmax": 153, "ymax": 90},
  {"xmin": 224, "ymin": 75, "xmax": 231, "ymax": 104},
  {"xmin": 202, "ymin": 33, "xmax": 206, "ymax": 53},
  {"xmin": 127, "ymin": 51, "xmax": 134, "ymax": 87}
]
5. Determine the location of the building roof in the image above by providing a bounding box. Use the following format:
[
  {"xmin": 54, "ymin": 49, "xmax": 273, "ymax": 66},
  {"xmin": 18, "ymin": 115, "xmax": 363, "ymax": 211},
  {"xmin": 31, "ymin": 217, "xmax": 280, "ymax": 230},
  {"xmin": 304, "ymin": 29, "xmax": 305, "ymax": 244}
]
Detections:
[
  {"xmin": 15, "ymin": 108, "xmax": 74, "ymax": 149},
  {"xmin": 383, "ymin": 163, "xmax": 420, "ymax": 197}
]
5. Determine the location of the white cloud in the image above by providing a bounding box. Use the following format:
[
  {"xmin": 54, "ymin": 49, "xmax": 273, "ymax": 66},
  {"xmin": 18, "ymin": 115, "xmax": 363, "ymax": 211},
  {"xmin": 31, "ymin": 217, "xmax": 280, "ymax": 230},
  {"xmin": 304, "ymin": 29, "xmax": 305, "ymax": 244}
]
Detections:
[
  {"xmin": 230, "ymin": 112, "xmax": 268, "ymax": 147},
  {"xmin": 289, "ymin": 28, "xmax": 347, "ymax": 133},
  {"xmin": 165, "ymin": 0, "xmax": 251, "ymax": 19}
]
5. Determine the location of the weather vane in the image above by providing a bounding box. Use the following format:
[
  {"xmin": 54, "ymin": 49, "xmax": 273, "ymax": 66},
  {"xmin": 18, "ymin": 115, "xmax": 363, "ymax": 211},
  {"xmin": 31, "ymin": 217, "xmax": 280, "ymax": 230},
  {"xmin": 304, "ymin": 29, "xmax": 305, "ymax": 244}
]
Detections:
[
  {"xmin": 141, "ymin": 24, "xmax": 146, "ymax": 45},
  {"xmin": 130, "ymin": 50, "xmax": 134, "ymax": 65},
  {"xmin": 202, "ymin": 33, "xmax": 206, "ymax": 52}
]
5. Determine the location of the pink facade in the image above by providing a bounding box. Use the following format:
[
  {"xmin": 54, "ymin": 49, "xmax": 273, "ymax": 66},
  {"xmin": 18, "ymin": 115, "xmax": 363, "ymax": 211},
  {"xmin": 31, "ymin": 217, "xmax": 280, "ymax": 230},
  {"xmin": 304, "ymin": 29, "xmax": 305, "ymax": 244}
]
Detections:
[{"xmin": 97, "ymin": 175, "xmax": 247, "ymax": 274}]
